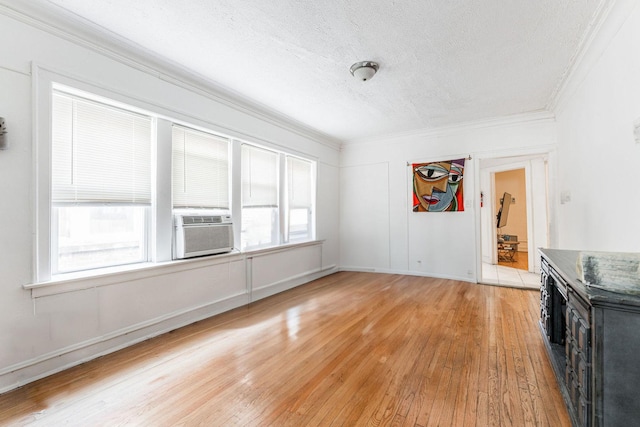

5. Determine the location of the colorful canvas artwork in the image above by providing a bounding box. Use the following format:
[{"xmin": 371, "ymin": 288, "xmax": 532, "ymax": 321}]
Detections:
[{"xmin": 412, "ymin": 158, "xmax": 465, "ymax": 212}]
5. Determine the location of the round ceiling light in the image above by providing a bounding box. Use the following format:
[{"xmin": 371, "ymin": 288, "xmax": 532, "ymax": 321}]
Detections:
[{"xmin": 350, "ymin": 61, "xmax": 379, "ymax": 81}]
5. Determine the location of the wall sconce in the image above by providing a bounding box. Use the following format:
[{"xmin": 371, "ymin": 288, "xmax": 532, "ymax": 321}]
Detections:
[{"xmin": 0, "ymin": 117, "xmax": 7, "ymax": 150}]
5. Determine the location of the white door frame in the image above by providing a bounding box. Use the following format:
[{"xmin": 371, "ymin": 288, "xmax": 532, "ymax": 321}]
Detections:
[
  {"xmin": 474, "ymin": 147, "xmax": 556, "ymax": 282},
  {"xmin": 484, "ymin": 162, "xmax": 533, "ymax": 268}
]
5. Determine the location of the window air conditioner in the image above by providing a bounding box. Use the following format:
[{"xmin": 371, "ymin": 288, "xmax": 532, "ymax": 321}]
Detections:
[{"xmin": 173, "ymin": 214, "xmax": 234, "ymax": 259}]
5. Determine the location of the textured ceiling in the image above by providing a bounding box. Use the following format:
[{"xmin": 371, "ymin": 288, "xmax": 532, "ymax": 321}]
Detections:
[{"xmin": 31, "ymin": 0, "xmax": 603, "ymax": 142}]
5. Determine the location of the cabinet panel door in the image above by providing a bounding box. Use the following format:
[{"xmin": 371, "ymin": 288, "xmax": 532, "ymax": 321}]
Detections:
[{"xmin": 601, "ymin": 308, "xmax": 640, "ymax": 425}]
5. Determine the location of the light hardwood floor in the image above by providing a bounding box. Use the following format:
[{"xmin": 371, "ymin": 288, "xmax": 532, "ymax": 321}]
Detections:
[
  {"xmin": 498, "ymin": 251, "xmax": 528, "ymax": 271},
  {"xmin": 0, "ymin": 272, "xmax": 569, "ymax": 426}
]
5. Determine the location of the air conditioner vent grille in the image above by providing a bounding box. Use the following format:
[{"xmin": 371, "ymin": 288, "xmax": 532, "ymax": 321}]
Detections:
[
  {"xmin": 181, "ymin": 215, "xmax": 224, "ymax": 225},
  {"xmin": 173, "ymin": 214, "xmax": 233, "ymax": 259}
]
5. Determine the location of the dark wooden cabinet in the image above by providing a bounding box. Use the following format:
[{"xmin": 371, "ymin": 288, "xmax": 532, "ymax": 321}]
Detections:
[
  {"xmin": 539, "ymin": 249, "xmax": 640, "ymax": 427},
  {"xmin": 565, "ymin": 287, "xmax": 591, "ymax": 426}
]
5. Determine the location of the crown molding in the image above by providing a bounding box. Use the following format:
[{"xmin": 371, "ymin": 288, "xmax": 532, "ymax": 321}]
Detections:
[
  {"xmin": 342, "ymin": 110, "xmax": 556, "ymax": 148},
  {"xmin": 547, "ymin": 0, "xmax": 637, "ymax": 114},
  {"xmin": 0, "ymin": 0, "xmax": 342, "ymax": 151}
]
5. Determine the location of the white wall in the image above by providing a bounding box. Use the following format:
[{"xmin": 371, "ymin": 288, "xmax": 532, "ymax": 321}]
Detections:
[
  {"xmin": 340, "ymin": 119, "xmax": 557, "ymax": 281},
  {"xmin": 4, "ymin": 0, "xmax": 638, "ymax": 395},
  {"xmin": 554, "ymin": 1, "xmax": 640, "ymax": 252},
  {"xmin": 339, "ymin": 162, "xmax": 390, "ymax": 271},
  {"xmin": 0, "ymin": 9, "xmax": 339, "ymax": 392},
  {"xmin": 340, "ymin": 0, "xmax": 640, "ymax": 280}
]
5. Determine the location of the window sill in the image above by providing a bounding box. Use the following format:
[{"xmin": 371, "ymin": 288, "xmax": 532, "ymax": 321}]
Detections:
[
  {"xmin": 242, "ymin": 239, "xmax": 323, "ymax": 257},
  {"xmin": 24, "ymin": 240, "xmax": 323, "ymax": 298},
  {"xmin": 25, "ymin": 250, "xmax": 244, "ymax": 298}
]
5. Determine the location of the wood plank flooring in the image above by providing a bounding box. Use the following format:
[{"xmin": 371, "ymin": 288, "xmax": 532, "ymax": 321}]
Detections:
[
  {"xmin": 0, "ymin": 272, "xmax": 570, "ymax": 426},
  {"xmin": 498, "ymin": 251, "xmax": 528, "ymax": 271}
]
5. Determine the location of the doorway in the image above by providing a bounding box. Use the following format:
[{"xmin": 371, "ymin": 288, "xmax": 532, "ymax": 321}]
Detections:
[
  {"xmin": 495, "ymin": 168, "xmax": 528, "ymax": 271},
  {"xmin": 478, "ymin": 154, "xmax": 549, "ymax": 289}
]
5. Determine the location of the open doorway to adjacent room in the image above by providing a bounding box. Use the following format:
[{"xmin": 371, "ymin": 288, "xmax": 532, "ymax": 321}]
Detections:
[
  {"xmin": 495, "ymin": 169, "xmax": 528, "ymax": 270},
  {"xmin": 478, "ymin": 154, "xmax": 549, "ymax": 289}
]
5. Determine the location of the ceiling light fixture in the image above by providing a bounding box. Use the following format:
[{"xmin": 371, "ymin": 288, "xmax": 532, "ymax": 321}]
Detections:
[{"xmin": 350, "ymin": 61, "xmax": 379, "ymax": 81}]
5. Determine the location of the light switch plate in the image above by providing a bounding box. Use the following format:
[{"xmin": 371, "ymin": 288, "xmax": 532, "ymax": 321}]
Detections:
[{"xmin": 634, "ymin": 118, "xmax": 640, "ymax": 143}]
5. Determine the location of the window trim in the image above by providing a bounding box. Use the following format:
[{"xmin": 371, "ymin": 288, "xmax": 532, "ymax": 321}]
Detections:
[
  {"xmin": 49, "ymin": 88, "xmax": 156, "ymax": 274},
  {"xmin": 171, "ymin": 124, "xmax": 231, "ymax": 210},
  {"xmin": 34, "ymin": 69, "xmax": 167, "ymax": 282},
  {"xmin": 240, "ymin": 143, "xmax": 282, "ymax": 250},
  {"xmin": 33, "ymin": 65, "xmax": 318, "ymax": 284},
  {"xmin": 239, "ymin": 143, "xmax": 317, "ymax": 250},
  {"xmin": 24, "ymin": 240, "xmax": 324, "ymax": 298},
  {"xmin": 285, "ymin": 154, "xmax": 316, "ymax": 243}
]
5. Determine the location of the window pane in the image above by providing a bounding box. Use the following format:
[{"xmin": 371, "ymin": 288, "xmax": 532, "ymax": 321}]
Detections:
[
  {"xmin": 286, "ymin": 156, "xmax": 314, "ymax": 242},
  {"xmin": 172, "ymin": 125, "xmax": 229, "ymax": 209},
  {"xmin": 241, "ymin": 207, "xmax": 278, "ymax": 249},
  {"xmin": 289, "ymin": 208, "xmax": 310, "ymax": 241},
  {"xmin": 51, "ymin": 92, "xmax": 152, "ymax": 204},
  {"xmin": 242, "ymin": 144, "xmax": 279, "ymax": 249},
  {"xmin": 54, "ymin": 206, "xmax": 147, "ymax": 273},
  {"xmin": 50, "ymin": 89, "xmax": 152, "ymax": 274},
  {"xmin": 242, "ymin": 144, "xmax": 278, "ymax": 207},
  {"xmin": 287, "ymin": 157, "xmax": 312, "ymax": 208}
]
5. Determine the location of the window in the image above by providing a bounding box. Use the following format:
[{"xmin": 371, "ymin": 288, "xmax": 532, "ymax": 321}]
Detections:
[
  {"xmin": 241, "ymin": 144, "xmax": 279, "ymax": 249},
  {"xmin": 51, "ymin": 91, "xmax": 152, "ymax": 274},
  {"xmin": 240, "ymin": 145, "xmax": 316, "ymax": 250},
  {"xmin": 39, "ymin": 75, "xmax": 317, "ymax": 281},
  {"xmin": 172, "ymin": 125, "xmax": 230, "ymax": 210},
  {"xmin": 286, "ymin": 156, "xmax": 314, "ymax": 242}
]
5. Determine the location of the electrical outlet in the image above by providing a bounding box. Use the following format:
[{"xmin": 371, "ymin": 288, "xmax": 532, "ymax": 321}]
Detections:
[
  {"xmin": 634, "ymin": 118, "xmax": 640, "ymax": 143},
  {"xmin": 561, "ymin": 191, "xmax": 571, "ymax": 204}
]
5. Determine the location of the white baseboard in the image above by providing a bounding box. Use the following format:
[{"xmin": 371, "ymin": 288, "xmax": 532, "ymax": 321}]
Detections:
[{"xmin": 338, "ymin": 266, "xmax": 476, "ymax": 284}]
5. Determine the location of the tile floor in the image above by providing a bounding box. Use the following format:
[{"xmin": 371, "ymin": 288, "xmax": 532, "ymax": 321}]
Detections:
[{"xmin": 481, "ymin": 262, "xmax": 540, "ymax": 290}]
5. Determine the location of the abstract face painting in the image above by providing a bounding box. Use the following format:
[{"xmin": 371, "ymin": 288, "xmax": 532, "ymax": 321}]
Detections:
[{"xmin": 412, "ymin": 158, "xmax": 465, "ymax": 212}]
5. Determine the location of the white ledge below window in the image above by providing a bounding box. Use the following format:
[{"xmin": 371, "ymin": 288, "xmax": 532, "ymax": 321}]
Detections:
[{"xmin": 24, "ymin": 240, "xmax": 323, "ymax": 298}]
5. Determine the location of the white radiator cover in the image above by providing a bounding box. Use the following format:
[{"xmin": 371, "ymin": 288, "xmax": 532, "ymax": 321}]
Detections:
[{"xmin": 173, "ymin": 214, "xmax": 234, "ymax": 259}]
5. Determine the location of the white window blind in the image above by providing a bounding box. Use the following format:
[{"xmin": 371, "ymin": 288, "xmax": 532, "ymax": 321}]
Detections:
[
  {"xmin": 51, "ymin": 92, "xmax": 152, "ymax": 204},
  {"xmin": 172, "ymin": 125, "xmax": 230, "ymax": 209},
  {"xmin": 287, "ymin": 156, "xmax": 312, "ymax": 208},
  {"xmin": 286, "ymin": 156, "xmax": 314, "ymax": 242},
  {"xmin": 242, "ymin": 144, "xmax": 278, "ymax": 207}
]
